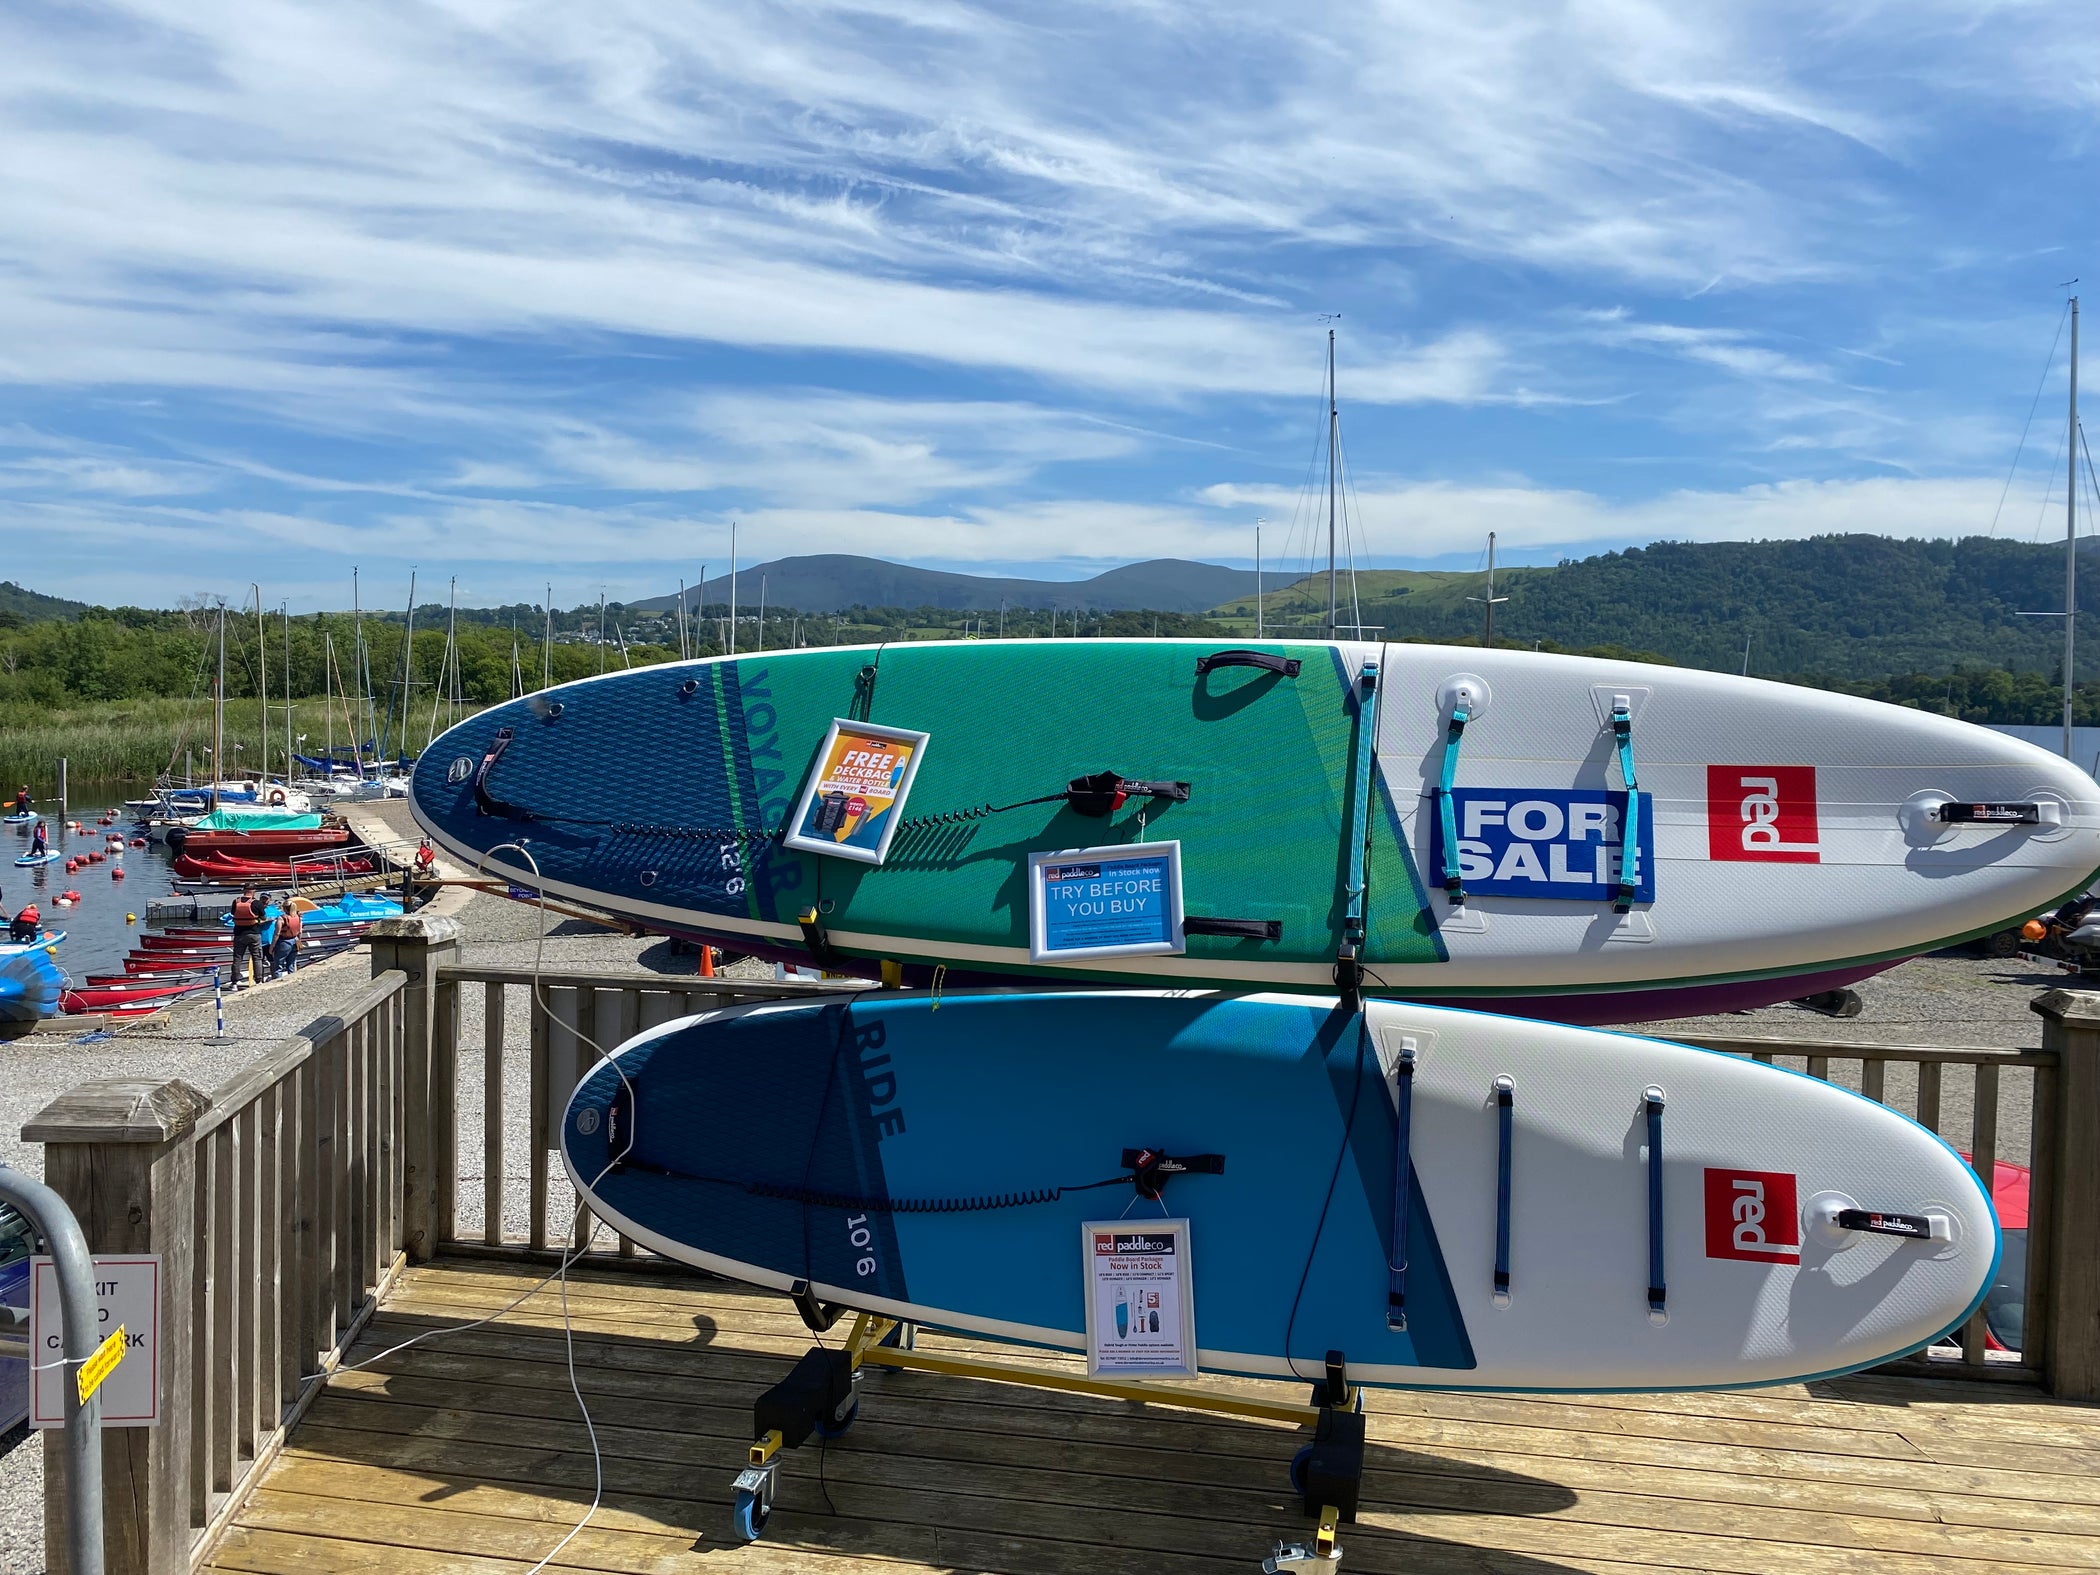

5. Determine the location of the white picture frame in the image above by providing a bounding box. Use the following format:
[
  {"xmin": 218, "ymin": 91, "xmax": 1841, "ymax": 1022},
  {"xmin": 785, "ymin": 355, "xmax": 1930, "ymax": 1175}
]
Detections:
[
  {"xmin": 780, "ymin": 718, "xmax": 931, "ymax": 867},
  {"xmin": 1082, "ymin": 1218, "xmax": 1197, "ymax": 1379},
  {"xmin": 1027, "ymin": 841, "xmax": 1185, "ymax": 963}
]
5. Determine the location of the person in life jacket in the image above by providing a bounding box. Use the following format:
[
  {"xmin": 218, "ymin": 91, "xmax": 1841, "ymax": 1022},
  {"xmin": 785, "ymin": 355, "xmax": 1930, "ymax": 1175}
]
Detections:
[
  {"xmin": 270, "ymin": 891, "xmax": 304, "ymax": 978},
  {"xmin": 229, "ymin": 887, "xmax": 266, "ymax": 989},
  {"xmin": 29, "ymin": 820, "xmax": 47, "ymax": 857},
  {"xmin": 11, "ymin": 787, "xmax": 26, "ymax": 815},
  {"xmin": 9, "ymin": 903, "xmax": 39, "ymax": 944}
]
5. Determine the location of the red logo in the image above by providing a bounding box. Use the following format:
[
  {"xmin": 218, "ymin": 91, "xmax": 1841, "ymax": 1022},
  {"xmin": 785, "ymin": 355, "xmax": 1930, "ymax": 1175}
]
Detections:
[
  {"xmin": 1707, "ymin": 766, "xmax": 1820, "ymax": 863},
  {"xmin": 1704, "ymin": 1169, "xmax": 1800, "ymax": 1262},
  {"xmin": 1093, "ymin": 1233, "xmax": 1115, "ymax": 1255}
]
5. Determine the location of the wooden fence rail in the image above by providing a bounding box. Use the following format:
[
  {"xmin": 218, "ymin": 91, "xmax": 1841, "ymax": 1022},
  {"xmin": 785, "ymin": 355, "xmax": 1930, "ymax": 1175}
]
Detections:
[{"xmin": 23, "ymin": 910, "xmax": 2100, "ymax": 1575}]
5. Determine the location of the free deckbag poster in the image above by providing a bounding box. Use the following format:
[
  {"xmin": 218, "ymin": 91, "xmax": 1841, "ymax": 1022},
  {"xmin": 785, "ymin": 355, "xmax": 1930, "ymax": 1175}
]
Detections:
[
  {"xmin": 782, "ymin": 719, "xmax": 930, "ymax": 866},
  {"xmin": 1082, "ymin": 1219, "xmax": 1196, "ymax": 1378},
  {"xmin": 1429, "ymin": 788, "xmax": 1657, "ymax": 903},
  {"xmin": 1028, "ymin": 841, "xmax": 1185, "ymax": 962}
]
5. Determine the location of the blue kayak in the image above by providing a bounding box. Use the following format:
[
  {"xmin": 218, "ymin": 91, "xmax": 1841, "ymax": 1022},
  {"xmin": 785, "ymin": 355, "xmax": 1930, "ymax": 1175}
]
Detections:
[{"xmin": 0, "ymin": 935, "xmax": 64, "ymax": 1023}]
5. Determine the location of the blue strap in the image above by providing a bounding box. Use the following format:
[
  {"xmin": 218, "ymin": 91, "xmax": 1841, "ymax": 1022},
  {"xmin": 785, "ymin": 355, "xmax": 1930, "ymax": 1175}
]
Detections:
[
  {"xmin": 1493, "ymin": 1077, "xmax": 1514, "ymax": 1302},
  {"xmin": 1438, "ymin": 708, "xmax": 1469, "ymax": 899},
  {"xmin": 1644, "ymin": 1088, "xmax": 1666, "ymax": 1316},
  {"xmin": 1612, "ymin": 702, "xmax": 1640, "ymax": 912},
  {"xmin": 1387, "ymin": 1043, "xmax": 1416, "ymax": 1330}
]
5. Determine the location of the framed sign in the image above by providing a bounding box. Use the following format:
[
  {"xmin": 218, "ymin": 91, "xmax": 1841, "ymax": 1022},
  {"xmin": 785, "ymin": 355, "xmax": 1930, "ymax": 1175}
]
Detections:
[
  {"xmin": 782, "ymin": 719, "xmax": 930, "ymax": 866},
  {"xmin": 1028, "ymin": 841, "xmax": 1184, "ymax": 963},
  {"xmin": 31, "ymin": 1255, "xmax": 160, "ymax": 1428},
  {"xmin": 1083, "ymin": 1219, "xmax": 1197, "ymax": 1378}
]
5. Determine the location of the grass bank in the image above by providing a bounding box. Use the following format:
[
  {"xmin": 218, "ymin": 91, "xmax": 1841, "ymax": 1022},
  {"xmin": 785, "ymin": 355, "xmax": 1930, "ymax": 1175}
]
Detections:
[{"xmin": 0, "ymin": 696, "xmax": 488, "ymax": 792}]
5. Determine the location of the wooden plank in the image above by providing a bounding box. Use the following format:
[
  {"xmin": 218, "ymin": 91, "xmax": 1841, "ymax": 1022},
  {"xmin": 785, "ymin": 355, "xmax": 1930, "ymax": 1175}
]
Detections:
[
  {"xmin": 283, "ymin": 1064, "xmax": 308, "ymax": 1406},
  {"xmin": 1862, "ymin": 1058, "xmax": 1886, "ymax": 1104},
  {"xmin": 1677, "ymin": 1034, "xmax": 2049, "ymax": 1067},
  {"xmin": 528, "ymin": 984, "xmax": 551, "ymax": 1251},
  {"xmin": 437, "ymin": 965, "xmax": 869, "ymax": 996},
  {"xmin": 209, "ymin": 1123, "xmax": 237, "ymax": 1498},
  {"xmin": 484, "ymin": 981, "xmax": 506, "ymax": 1248},
  {"xmin": 311, "ymin": 1035, "xmax": 338, "ymax": 1364},
  {"xmin": 435, "ymin": 979, "xmax": 460, "ymax": 1248},
  {"xmin": 1965, "ymin": 1061, "xmax": 2002, "ymax": 1364},
  {"xmin": 256, "ymin": 1086, "xmax": 282, "ymax": 1447},
  {"xmin": 2028, "ymin": 1057, "xmax": 2062, "ymax": 1377},
  {"xmin": 191, "ymin": 1111, "xmax": 217, "ymax": 1523},
  {"xmin": 235, "ymin": 1102, "xmax": 260, "ymax": 1466},
  {"xmin": 1917, "ymin": 1061, "xmax": 1943, "ymax": 1134}
]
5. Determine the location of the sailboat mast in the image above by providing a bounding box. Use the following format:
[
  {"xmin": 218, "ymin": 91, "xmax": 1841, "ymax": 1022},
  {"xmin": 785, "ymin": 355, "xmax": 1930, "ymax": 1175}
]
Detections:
[
  {"xmin": 1485, "ymin": 533, "xmax": 1498, "ymax": 646},
  {"xmin": 1326, "ymin": 329, "xmax": 1338, "ymax": 638},
  {"xmin": 1255, "ymin": 516, "xmax": 1264, "ymax": 639},
  {"xmin": 352, "ymin": 567, "xmax": 367, "ymax": 775},
  {"xmin": 729, "ymin": 521, "xmax": 739, "ymax": 655},
  {"xmin": 543, "ymin": 584, "xmax": 553, "ymax": 691},
  {"xmin": 2067, "ymin": 296, "xmax": 2080, "ymax": 761},
  {"xmin": 324, "ymin": 629, "xmax": 334, "ymax": 766},
  {"xmin": 253, "ymin": 584, "xmax": 267, "ymax": 785},
  {"xmin": 283, "ymin": 600, "xmax": 293, "ymax": 784},
  {"xmin": 695, "ymin": 564, "xmax": 707, "ymax": 658},
  {"xmin": 213, "ymin": 605, "xmax": 225, "ymax": 809}
]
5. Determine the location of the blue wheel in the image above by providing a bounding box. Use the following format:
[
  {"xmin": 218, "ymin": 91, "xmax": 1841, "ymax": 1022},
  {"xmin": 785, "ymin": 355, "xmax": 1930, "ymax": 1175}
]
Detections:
[
  {"xmin": 732, "ymin": 1487, "xmax": 769, "ymax": 1543},
  {"xmin": 1288, "ymin": 1444, "xmax": 1313, "ymax": 1500},
  {"xmin": 815, "ymin": 1399, "xmax": 858, "ymax": 1439}
]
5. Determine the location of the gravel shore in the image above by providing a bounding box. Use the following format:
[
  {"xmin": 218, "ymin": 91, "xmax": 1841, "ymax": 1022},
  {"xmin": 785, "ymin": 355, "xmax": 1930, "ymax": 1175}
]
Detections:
[{"xmin": 0, "ymin": 925, "xmax": 2070, "ymax": 1574}]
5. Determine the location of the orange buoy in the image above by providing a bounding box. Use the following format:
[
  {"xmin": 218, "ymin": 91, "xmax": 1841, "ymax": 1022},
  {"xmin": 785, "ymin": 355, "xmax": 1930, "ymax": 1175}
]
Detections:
[
  {"xmin": 111, "ymin": 866, "xmax": 125, "ymax": 880},
  {"xmin": 63, "ymin": 859, "xmax": 77, "ymax": 873},
  {"xmin": 130, "ymin": 837, "xmax": 146, "ymax": 848},
  {"xmin": 61, "ymin": 889, "xmax": 81, "ymax": 902}
]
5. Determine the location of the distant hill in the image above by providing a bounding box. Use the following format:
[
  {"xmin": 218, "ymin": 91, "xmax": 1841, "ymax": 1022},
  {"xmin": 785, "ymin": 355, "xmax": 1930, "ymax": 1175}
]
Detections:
[
  {"xmin": 1209, "ymin": 535, "xmax": 2100, "ymax": 682},
  {"xmin": 630, "ymin": 555, "xmax": 1259, "ymax": 615},
  {"xmin": 0, "ymin": 580, "xmax": 87, "ymax": 624}
]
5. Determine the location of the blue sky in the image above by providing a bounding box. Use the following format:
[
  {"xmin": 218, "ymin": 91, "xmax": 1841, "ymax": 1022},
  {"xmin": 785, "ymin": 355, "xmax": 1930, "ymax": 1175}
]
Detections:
[{"xmin": 0, "ymin": 1, "xmax": 2094, "ymax": 610}]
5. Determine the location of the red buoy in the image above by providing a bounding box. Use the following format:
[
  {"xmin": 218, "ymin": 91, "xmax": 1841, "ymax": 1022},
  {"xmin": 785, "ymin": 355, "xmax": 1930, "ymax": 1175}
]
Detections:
[{"xmin": 111, "ymin": 867, "xmax": 126, "ymax": 880}]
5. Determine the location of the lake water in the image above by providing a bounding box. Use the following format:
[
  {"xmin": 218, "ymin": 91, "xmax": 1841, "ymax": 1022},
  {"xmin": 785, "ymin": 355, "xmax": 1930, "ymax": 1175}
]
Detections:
[
  {"xmin": 1985, "ymin": 725, "xmax": 2100, "ymax": 777},
  {"xmin": 5, "ymin": 798, "xmax": 188, "ymax": 987}
]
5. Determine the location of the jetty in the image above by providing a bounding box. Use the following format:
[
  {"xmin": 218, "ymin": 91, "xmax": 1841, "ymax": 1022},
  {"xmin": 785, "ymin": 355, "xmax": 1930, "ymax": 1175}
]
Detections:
[{"xmin": 20, "ymin": 920, "xmax": 2100, "ymax": 1574}]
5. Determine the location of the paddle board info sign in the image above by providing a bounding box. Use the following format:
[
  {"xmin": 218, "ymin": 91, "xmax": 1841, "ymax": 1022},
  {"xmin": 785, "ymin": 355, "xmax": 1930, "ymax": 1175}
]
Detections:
[
  {"xmin": 1082, "ymin": 1219, "xmax": 1197, "ymax": 1378},
  {"xmin": 1029, "ymin": 842, "xmax": 1184, "ymax": 963},
  {"xmin": 781, "ymin": 719, "xmax": 930, "ymax": 866},
  {"xmin": 1431, "ymin": 790, "xmax": 1657, "ymax": 903}
]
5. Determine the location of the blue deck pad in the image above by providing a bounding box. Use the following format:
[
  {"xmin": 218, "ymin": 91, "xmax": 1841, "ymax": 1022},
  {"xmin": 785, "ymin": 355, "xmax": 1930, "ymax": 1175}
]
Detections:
[
  {"xmin": 566, "ymin": 993, "xmax": 1475, "ymax": 1376},
  {"xmin": 1430, "ymin": 789, "xmax": 1657, "ymax": 904}
]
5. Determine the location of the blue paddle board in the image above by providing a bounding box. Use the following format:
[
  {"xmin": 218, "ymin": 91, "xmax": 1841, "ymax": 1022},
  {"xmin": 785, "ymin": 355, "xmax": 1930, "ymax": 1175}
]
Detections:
[{"xmin": 563, "ymin": 991, "xmax": 1997, "ymax": 1392}]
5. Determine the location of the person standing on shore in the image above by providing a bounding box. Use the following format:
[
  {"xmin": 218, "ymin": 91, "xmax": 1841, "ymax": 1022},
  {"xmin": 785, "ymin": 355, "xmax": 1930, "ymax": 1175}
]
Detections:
[
  {"xmin": 229, "ymin": 886, "xmax": 265, "ymax": 989},
  {"xmin": 270, "ymin": 892, "xmax": 303, "ymax": 978}
]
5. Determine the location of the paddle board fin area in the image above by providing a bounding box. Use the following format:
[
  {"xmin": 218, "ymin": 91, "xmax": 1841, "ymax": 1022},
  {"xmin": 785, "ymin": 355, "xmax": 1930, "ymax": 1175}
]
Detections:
[
  {"xmin": 412, "ymin": 640, "xmax": 2100, "ymax": 1020},
  {"xmin": 563, "ymin": 992, "xmax": 1996, "ymax": 1392}
]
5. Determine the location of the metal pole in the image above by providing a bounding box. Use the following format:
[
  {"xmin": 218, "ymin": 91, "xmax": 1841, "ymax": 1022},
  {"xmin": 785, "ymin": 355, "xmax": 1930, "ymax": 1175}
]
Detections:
[
  {"xmin": 0, "ymin": 1164, "xmax": 106, "ymax": 1575},
  {"xmin": 729, "ymin": 521, "xmax": 739, "ymax": 655},
  {"xmin": 1255, "ymin": 517, "xmax": 1264, "ymax": 638},
  {"xmin": 57, "ymin": 757, "xmax": 66, "ymax": 820},
  {"xmin": 1326, "ymin": 330, "xmax": 1338, "ymax": 637},
  {"xmin": 1485, "ymin": 532, "xmax": 1498, "ymax": 647},
  {"xmin": 2069, "ymin": 295, "xmax": 2081, "ymax": 761}
]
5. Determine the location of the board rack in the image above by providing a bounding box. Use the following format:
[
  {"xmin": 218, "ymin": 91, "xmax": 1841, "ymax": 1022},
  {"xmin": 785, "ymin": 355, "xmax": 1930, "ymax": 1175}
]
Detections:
[{"xmin": 729, "ymin": 1283, "xmax": 1367, "ymax": 1571}]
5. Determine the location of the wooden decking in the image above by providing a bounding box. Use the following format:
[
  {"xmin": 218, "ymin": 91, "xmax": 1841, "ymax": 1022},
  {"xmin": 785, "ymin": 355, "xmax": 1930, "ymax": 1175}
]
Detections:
[{"xmin": 202, "ymin": 1258, "xmax": 2100, "ymax": 1575}]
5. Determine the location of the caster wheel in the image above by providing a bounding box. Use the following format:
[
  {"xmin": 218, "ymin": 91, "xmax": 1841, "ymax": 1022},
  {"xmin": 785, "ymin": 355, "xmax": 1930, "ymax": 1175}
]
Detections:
[
  {"xmin": 1288, "ymin": 1444, "xmax": 1313, "ymax": 1500},
  {"xmin": 815, "ymin": 1400, "xmax": 858, "ymax": 1439},
  {"xmin": 732, "ymin": 1487, "xmax": 770, "ymax": 1543}
]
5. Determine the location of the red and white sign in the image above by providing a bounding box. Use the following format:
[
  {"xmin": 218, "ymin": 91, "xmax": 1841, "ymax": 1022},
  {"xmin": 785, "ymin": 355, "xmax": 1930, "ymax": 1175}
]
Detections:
[
  {"xmin": 1704, "ymin": 1170, "xmax": 1801, "ymax": 1263},
  {"xmin": 1707, "ymin": 766, "xmax": 1820, "ymax": 863}
]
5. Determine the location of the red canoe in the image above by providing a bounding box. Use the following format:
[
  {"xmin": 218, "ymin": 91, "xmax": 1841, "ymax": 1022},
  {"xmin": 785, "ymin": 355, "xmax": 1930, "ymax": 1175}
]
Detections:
[
  {"xmin": 179, "ymin": 828, "xmax": 352, "ymax": 856},
  {"xmin": 63, "ymin": 979, "xmax": 209, "ymax": 1011},
  {"xmin": 172, "ymin": 853, "xmax": 374, "ymax": 881}
]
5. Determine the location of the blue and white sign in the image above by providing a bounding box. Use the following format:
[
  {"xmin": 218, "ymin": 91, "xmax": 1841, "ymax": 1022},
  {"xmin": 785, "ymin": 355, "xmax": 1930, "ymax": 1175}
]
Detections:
[
  {"xmin": 1430, "ymin": 789, "xmax": 1656, "ymax": 903},
  {"xmin": 1028, "ymin": 841, "xmax": 1185, "ymax": 962}
]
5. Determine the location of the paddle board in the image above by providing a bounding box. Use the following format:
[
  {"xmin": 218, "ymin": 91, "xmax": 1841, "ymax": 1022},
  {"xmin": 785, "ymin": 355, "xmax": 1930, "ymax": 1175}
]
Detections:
[
  {"xmin": 412, "ymin": 641, "xmax": 2100, "ymax": 1021},
  {"xmin": 12, "ymin": 851, "xmax": 59, "ymax": 867},
  {"xmin": 563, "ymin": 991, "xmax": 1996, "ymax": 1391},
  {"xmin": 3, "ymin": 811, "xmax": 36, "ymax": 825}
]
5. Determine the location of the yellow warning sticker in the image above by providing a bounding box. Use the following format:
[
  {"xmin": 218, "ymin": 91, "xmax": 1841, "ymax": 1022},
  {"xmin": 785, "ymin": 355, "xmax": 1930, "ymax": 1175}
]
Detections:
[{"xmin": 77, "ymin": 1326, "xmax": 125, "ymax": 1406}]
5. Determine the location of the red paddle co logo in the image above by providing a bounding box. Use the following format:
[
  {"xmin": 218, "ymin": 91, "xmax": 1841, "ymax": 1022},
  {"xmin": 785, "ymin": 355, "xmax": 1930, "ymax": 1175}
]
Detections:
[
  {"xmin": 1707, "ymin": 766, "xmax": 1820, "ymax": 863},
  {"xmin": 1705, "ymin": 1169, "xmax": 1801, "ymax": 1263}
]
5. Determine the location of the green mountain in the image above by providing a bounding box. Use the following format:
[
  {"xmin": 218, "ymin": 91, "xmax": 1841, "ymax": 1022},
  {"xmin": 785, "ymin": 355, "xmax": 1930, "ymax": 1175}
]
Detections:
[
  {"xmin": 1211, "ymin": 535, "xmax": 2096, "ymax": 682},
  {"xmin": 0, "ymin": 580, "xmax": 87, "ymax": 627},
  {"xmin": 631, "ymin": 555, "xmax": 1259, "ymax": 615}
]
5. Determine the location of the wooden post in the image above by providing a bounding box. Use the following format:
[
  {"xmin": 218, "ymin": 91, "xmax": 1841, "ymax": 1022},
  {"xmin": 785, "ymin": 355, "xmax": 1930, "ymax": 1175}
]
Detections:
[
  {"xmin": 2033, "ymin": 989, "xmax": 2100, "ymax": 1399},
  {"xmin": 365, "ymin": 913, "xmax": 462, "ymax": 1263},
  {"xmin": 25, "ymin": 1077, "xmax": 212, "ymax": 1575}
]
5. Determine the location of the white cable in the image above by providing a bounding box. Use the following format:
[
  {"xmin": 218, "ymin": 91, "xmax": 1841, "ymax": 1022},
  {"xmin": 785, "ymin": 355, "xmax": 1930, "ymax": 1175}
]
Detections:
[{"xmin": 296, "ymin": 839, "xmax": 635, "ymax": 1574}]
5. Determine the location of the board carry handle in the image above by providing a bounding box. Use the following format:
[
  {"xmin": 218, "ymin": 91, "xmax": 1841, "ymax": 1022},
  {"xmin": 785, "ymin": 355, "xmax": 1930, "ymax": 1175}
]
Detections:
[
  {"xmin": 1493, "ymin": 1076, "xmax": 1514, "ymax": 1305},
  {"xmin": 1183, "ymin": 916, "xmax": 1283, "ymax": 941},
  {"xmin": 472, "ymin": 726, "xmax": 529, "ymax": 820},
  {"xmin": 1644, "ymin": 1087, "xmax": 1667, "ymax": 1321},
  {"xmin": 1611, "ymin": 697, "xmax": 1640, "ymax": 913},
  {"xmin": 1933, "ymin": 801, "xmax": 2062, "ymax": 826},
  {"xmin": 1120, "ymin": 1148, "xmax": 1225, "ymax": 1200},
  {"xmin": 1387, "ymin": 1042, "xmax": 1416, "ymax": 1331},
  {"xmin": 1193, "ymin": 649, "xmax": 1302, "ymax": 678},
  {"xmin": 1834, "ymin": 1207, "xmax": 1948, "ymax": 1241}
]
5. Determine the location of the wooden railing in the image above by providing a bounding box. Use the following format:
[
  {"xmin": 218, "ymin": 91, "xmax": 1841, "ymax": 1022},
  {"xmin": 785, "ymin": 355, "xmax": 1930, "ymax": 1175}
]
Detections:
[
  {"xmin": 27, "ymin": 968, "xmax": 409, "ymax": 1575},
  {"xmin": 23, "ymin": 911, "xmax": 2100, "ymax": 1575}
]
